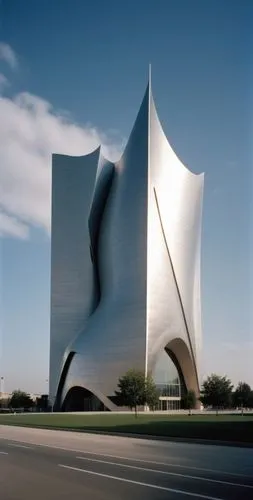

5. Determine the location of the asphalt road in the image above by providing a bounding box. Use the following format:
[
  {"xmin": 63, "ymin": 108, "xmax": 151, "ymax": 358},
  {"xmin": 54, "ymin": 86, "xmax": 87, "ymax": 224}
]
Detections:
[{"xmin": 0, "ymin": 425, "xmax": 253, "ymax": 500}]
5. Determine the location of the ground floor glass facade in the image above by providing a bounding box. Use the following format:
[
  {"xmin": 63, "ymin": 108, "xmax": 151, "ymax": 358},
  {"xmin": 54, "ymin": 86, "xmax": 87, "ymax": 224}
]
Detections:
[
  {"xmin": 158, "ymin": 399, "xmax": 181, "ymax": 411},
  {"xmin": 153, "ymin": 348, "xmax": 184, "ymax": 410}
]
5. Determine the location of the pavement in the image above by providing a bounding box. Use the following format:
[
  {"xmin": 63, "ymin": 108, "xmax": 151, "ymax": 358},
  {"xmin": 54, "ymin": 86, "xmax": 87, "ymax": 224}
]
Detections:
[{"xmin": 0, "ymin": 425, "xmax": 253, "ymax": 500}]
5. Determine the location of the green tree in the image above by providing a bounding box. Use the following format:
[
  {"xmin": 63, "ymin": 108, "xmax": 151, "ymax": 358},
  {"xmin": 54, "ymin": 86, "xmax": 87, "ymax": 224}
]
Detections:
[
  {"xmin": 182, "ymin": 390, "xmax": 197, "ymax": 414},
  {"xmin": 115, "ymin": 370, "xmax": 159, "ymax": 416},
  {"xmin": 145, "ymin": 374, "xmax": 159, "ymax": 411},
  {"xmin": 201, "ymin": 374, "xmax": 233, "ymax": 412},
  {"xmin": 232, "ymin": 382, "xmax": 251, "ymax": 408},
  {"xmin": 248, "ymin": 391, "xmax": 253, "ymax": 409},
  {"xmin": 116, "ymin": 370, "xmax": 145, "ymax": 416},
  {"xmin": 9, "ymin": 390, "xmax": 34, "ymax": 409}
]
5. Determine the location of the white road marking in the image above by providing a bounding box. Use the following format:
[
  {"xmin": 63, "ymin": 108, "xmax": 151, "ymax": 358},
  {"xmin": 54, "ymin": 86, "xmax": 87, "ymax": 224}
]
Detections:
[
  {"xmin": 73, "ymin": 450, "xmax": 252, "ymax": 479},
  {"xmin": 0, "ymin": 451, "xmax": 8, "ymax": 454},
  {"xmin": 1, "ymin": 438, "xmax": 251, "ymax": 480},
  {"xmin": 8, "ymin": 443, "xmax": 33, "ymax": 450},
  {"xmin": 58, "ymin": 464, "xmax": 224, "ymax": 500},
  {"xmin": 76, "ymin": 455, "xmax": 253, "ymax": 489}
]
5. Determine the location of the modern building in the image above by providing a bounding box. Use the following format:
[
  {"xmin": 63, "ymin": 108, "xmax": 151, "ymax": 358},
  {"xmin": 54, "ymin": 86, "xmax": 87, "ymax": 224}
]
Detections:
[{"xmin": 49, "ymin": 77, "xmax": 204, "ymax": 411}]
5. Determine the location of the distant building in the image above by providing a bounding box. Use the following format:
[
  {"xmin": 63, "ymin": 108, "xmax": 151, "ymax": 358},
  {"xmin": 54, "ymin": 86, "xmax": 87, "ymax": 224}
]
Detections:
[
  {"xmin": 50, "ymin": 77, "xmax": 204, "ymax": 411},
  {"xmin": 0, "ymin": 392, "xmax": 41, "ymax": 402},
  {"xmin": 0, "ymin": 392, "xmax": 10, "ymax": 402}
]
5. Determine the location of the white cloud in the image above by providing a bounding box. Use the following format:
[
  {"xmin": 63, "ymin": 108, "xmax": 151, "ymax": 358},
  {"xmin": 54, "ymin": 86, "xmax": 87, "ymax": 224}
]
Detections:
[
  {"xmin": 0, "ymin": 211, "xmax": 29, "ymax": 239},
  {"xmin": 0, "ymin": 73, "xmax": 9, "ymax": 91},
  {"xmin": 0, "ymin": 42, "xmax": 18, "ymax": 70},
  {"xmin": 0, "ymin": 91, "xmax": 122, "ymax": 239}
]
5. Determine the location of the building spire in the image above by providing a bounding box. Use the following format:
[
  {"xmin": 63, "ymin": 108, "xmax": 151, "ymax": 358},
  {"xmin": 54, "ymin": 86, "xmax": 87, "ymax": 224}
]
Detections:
[{"xmin": 149, "ymin": 63, "xmax": 152, "ymax": 90}]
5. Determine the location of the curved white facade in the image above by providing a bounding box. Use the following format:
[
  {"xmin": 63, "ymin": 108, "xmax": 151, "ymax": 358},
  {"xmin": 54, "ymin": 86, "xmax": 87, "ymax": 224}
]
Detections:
[{"xmin": 49, "ymin": 80, "xmax": 204, "ymax": 411}]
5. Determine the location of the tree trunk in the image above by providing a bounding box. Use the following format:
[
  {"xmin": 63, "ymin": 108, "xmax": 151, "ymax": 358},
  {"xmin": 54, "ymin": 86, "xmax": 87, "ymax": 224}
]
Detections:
[{"xmin": 135, "ymin": 405, "xmax": 138, "ymax": 418}]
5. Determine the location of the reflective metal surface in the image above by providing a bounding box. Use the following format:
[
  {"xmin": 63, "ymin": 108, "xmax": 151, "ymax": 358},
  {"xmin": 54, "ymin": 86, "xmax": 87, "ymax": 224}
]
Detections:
[
  {"xmin": 49, "ymin": 79, "xmax": 204, "ymax": 409},
  {"xmin": 49, "ymin": 149, "xmax": 102, "ymax": 402}
]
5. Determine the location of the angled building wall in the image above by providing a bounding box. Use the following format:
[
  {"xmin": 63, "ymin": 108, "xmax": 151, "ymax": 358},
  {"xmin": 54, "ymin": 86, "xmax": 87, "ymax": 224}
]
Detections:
[
  {"xmin": 59, "ymin": 87, "xmax": 150, "ymax": 410},
  {"xmin": 49, "ymin": 149, "xmax": 102, "ymax": 405},
  {"xmin": 147, "ymin": 89, "xmax": 204, "ymax": 394}
]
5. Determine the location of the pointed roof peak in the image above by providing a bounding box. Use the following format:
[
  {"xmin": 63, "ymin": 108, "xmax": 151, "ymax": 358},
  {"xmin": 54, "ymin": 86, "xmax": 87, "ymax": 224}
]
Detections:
[
  {"xmin": 148, "ymin": 63, "xmax": 152, "ymax": 99},
  {"xmin": 148, "ymin": 63, "xmax": 152, "ymax": 86}
]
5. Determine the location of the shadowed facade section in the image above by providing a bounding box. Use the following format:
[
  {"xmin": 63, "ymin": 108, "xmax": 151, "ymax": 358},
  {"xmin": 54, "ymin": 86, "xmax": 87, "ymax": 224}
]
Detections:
[{"xmin": 49, "ymin": 79, "xmax": 204, "ymax": 411}]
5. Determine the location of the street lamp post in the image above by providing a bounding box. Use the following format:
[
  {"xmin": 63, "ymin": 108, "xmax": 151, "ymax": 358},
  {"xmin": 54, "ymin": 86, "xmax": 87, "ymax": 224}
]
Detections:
[{"xmin": 0, "ymin": 377, "xmax": 4, "ymax": 409}]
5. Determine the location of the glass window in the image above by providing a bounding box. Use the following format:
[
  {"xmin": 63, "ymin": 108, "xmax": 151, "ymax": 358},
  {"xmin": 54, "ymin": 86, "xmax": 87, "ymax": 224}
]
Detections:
[{"xmin": 153, "ymin": 349, "xmax": 183, "ymax": 400}]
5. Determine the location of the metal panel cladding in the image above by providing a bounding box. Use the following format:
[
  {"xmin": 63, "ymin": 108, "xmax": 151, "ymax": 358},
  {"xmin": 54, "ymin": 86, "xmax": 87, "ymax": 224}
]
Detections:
[{"xmin": 49, "ymin": 78, "xmax": 204, "ymax": 410}]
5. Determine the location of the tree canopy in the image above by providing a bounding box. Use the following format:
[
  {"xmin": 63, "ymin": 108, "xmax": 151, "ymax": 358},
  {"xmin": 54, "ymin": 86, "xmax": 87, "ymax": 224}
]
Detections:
[
  {"xmin": 232, "ymin": 382, "xmax": 252, "ymax": 408},
  {"xmin": 248, "ymin": 391, "xmax": 253, "ymax": 409},
  {"xmin": 200, "ymin": 374, "xmax": 233, "ymax": 409},
  {"xmin": 115, "ymin": 369, "xmax": 159, "ymax": 415},
  {"xmin": 9, "ymin": 390, "xmax": 34, "ymax": 409},
  {"xmin": 182, "ymin": 390, "xmax": 197, "ymax": 411},
  {"xmin": 145, "ymin": 373, "xmax": 160, "ymax": 411}
]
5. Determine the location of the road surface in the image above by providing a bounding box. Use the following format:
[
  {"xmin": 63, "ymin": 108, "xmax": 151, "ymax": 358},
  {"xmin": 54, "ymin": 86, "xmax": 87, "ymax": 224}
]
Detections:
[{"xmin": 0, "ymin": 425, "xmax": 253, "ymax": 499}]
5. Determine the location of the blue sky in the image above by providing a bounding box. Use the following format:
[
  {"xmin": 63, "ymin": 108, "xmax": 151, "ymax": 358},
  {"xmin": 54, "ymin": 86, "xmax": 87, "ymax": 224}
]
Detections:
[{"xmin": 0, "ymin": 0, "xmax": 252, "ymax": 394}]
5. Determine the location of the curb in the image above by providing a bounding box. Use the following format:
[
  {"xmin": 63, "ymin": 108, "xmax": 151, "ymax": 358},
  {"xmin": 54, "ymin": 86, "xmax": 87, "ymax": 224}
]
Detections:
[{"xmin": 1, "ymin": 423, "xmax": 252, "ymax": 449}]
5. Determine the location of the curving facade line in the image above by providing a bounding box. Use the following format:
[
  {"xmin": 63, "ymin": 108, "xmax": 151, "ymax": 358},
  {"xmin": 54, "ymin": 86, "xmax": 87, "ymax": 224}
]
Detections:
[{"xmin": 49, "ymin": 78, "xmax": 204, "ymax": 411}]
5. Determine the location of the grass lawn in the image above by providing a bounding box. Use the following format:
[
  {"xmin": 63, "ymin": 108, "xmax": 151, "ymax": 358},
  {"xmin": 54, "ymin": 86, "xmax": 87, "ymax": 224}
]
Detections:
[{"xmin": 0, "ymin": 413, "xmax": 253, "ymax": 443}]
